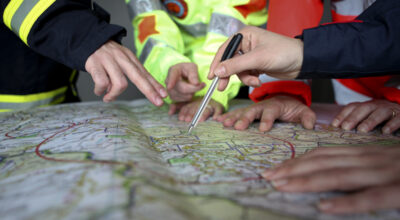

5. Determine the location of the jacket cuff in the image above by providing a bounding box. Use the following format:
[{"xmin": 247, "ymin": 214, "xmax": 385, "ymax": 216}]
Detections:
[
  {"xmin": 381, "ymin": 87, "xmax": 400, "ymax": 105},
  {"xmin": 76, "ymin": 24, "xmax": 126, "ymax": 71},
  {"xmin": 249, "ymin": 81, "xmax": 312, "ymax": 106}
]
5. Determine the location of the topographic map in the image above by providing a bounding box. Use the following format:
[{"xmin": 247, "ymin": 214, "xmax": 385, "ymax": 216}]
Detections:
[{"xmin": 1, "ymin": 100, "xmax": 400, "ymax": 220}]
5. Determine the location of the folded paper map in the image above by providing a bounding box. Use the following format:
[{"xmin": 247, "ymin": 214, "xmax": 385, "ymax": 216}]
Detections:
[{"xmin": 1, "ymin": 100, "xmax": 399, "ymax": 220}]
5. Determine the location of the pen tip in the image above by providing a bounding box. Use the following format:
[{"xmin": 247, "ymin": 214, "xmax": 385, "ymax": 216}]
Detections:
[{"xmin": 188, "ymin": 126, "xmax": 193, "ymax": 135}]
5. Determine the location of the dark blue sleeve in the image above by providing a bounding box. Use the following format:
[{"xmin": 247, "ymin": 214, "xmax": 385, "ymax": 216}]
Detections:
[
  {"xmin": 297, "ymin": 0, "xmax": 400, "ymax": 79},
  {"xmin": 27, "ymin": 0, "xmax": 126, "ymax": 71}
]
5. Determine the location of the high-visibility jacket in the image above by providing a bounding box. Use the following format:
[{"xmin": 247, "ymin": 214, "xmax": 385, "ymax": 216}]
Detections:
[
  {"xmin": 250, "ymin": 0, "xmax": 400, "ymax": 106},
  {"xmin": 0, "ymin": 1, "xmax": 126, "ymax": 112},
  {"xmin": 127, "ymin": 0, "xmax": 268, "ymax": 109}
]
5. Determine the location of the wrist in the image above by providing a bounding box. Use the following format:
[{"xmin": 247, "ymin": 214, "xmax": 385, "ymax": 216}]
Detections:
[{"xmin": 291, "ymin": 38, "xmax": 304, "ymax": 79}]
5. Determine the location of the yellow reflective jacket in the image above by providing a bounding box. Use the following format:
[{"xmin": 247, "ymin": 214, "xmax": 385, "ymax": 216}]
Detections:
[{"xmin": 127, "ymin": 0, "xmax": 268, "ymax": 109}]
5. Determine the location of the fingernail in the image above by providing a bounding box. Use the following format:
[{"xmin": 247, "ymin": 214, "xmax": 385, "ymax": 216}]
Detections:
[
  {"xmin": 155, "ymin": 97, "xmax": 163, "ymax": 106},
  {"xmin": 271, "ymin": 179, "xmax": 288, "ymax": 188},
  {"xmin": 383, "ymin": 127, "xmax": 391, "ymax": 134},
  {"xmin": 214, "ymin": 66, "xmax": 226, "ymax": 76},
  {"xmin": 224, "ymin": 119, "xmax": 233, "ymax": 127},
  {"xmin": 236, "ymin": 120, "xmax": 244, "ymax": 127},
  {"xmin": 251, "ymin": 80, "xmax": 261, "ymax": 87},
  {"xmin": 342, "ymin": 122, "xmax": 351, "ymax": 131},
  {"xmin": 160, "ymin": 88, "xmax": 168, "ymax": 98},
  {"xmin": 260, "ymin": 122, "xmax": 268, "ymax": 131},
  {"xmin": 332, "ymin": 119, "xmax": 339, "ymax": 127},
  {"xmin": 358, "ymin": 125, "xmax": 368, "ymax": 133},
  {"xmin": 318, "ymin": 201, "xmax": 333, "ymax": 211}
]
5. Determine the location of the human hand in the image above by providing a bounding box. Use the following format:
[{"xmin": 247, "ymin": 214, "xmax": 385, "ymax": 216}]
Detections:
[
  {"xmin": 85, "ymin": 41, "xmax": 167, "ymax": 105},
  {"xmin": 165, "ymin": 63, "xmax": 205, "ymax": 102},
  {"xmin": 262, "ymin": 145, "xmax": 400, "ymax": 214},
  {"xmin": 168, "ymin": 99, "xmax": 224, "ymax": 122},
  {"xmin": 217, "ymin": 95, "xmax": 315, "ymax": 132},
  {"xmin": 331, "ymin": 99, "xmax": 400, "ymax": 134},
  {"xmin": 208, "ymin": 26, "xmax": 304, "ymax": 91}
]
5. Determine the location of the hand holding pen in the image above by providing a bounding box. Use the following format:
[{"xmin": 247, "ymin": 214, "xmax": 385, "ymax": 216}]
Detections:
[
  {"xmin": 208, "ymin": 26, "xmax": 304, "ymax": 91},
  {"xmin": 188, "ymin": 33, "xmax": 243, "ymax": 134}
]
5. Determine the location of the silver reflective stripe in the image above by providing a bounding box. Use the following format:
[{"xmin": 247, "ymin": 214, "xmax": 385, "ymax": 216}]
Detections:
[
  {"xmin": 209, "ymin": 13, "xmax": 245, "ymax": 37},
  {"xmin": 10, "ymin": 0, "xmax": 40, "ymax": 33},
  {"xmin": 258, "ymin": 22, "xmax": 267, "ymax": 29},
  {"xmin": 127, "ymin": 0, "xmax": 164, "ymax": 18},
  {"xmin": 249, "ymin": 74, "xmax": 310, "ymax": 94},
  {"xmin": 178, "ymin": 22, "xmax": 207, "ymax": 37},
  {"xmin": 139, "ymin": 38, "xmax": 175, "ymax": 63},
  {"xmin": 384, "ymin": 76, "xmax": 400, "ymax": 88},
  {"xmin": 0, "ymin": 92, "xmax": 65, "ymax": 110},
  {"xmin": 331, "ymin": 79, "xmax": 371, "ymax": 105},
  {"xmin": 331, "ymin": 0, "xmax": 375, "ymax": 16},
  {"xmin": 139, "ymin": 38, "xmax": 158, "ymax": 63}
]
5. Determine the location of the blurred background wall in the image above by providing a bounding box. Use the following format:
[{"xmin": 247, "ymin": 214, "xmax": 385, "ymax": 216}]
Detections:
[{"xmin": 77, "ymin": 0, "xmax": 335, "ymax": 103}]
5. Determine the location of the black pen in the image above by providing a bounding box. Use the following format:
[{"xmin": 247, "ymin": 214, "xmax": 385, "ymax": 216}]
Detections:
[{"xmin": 188, "ymin": 33, "xmax": 243, "ymax": 134}]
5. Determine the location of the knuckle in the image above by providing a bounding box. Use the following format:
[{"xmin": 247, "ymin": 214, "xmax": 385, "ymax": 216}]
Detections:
[
  {"xmin": 120, "ymin": 80, "xmax": 129, "ymax": 90},
  {"xmin": 344, "ymin": 117, "xmax": 357, "ymax": 124},
  {"xmin": 96, "ymin": 80, "xmax": 108, "ymax": 89},
  {"xmin": 347, "ymin": 102, "xmax": 359, "ymax": 109},
  {"xmin": 281, "ymin": 165, "xmax": 295, "ymax": 175},
  {"xmin": 292, "ymin": 176, "xmax": 310, "ymax": 187},
  {"xmin": 384, "ymin": 123, "xmax": 395, "ymax": 131},
  {"xmin": 114, "ymin": 80, "xmax": 128, "ymax": 92},
  {"xmin": 365, "ymin": 117, "xmax": 379, "ymax": 126},
  {"xmin": 334, "ymin": 171, "xmax": 353, "ymax": 189}
]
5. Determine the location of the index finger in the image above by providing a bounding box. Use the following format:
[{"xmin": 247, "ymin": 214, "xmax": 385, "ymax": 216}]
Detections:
[
  {"xmin": 166, "ymin": 68, "xmax": 181, "ymax": 90},
  {"xmin": 119, "ymin": 56, "xmax": 164, "ymax": 106},
  {"xmin": 123, "ymin": 47, "xmax": 167, "ymax": 99}
]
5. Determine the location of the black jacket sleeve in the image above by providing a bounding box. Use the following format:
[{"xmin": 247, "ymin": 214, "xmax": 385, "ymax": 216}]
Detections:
[
  {"xmin": 297, "ymin": 0, "xmax": 400, "ymax": 79},
  {"xmin": 1, "ymin": 0, "xmax": 126, "ymax": 71}
]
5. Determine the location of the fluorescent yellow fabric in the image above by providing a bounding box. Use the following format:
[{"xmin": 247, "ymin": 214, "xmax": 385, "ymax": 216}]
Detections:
[
  {"xmin": 130, "ymin": 0, "xmax": 268, "ymax": 109},
  {"xmin": 3, "ymin": 0, "xmax": 24, "ymax": 29},
  {"xmin": 3, "ymin": 0, "xmax": 56, "ymax": 45},
  {"xmin": 0, "ymin": 86, "xmax": 67, "ymax": 112},
  {"xmin": 134, "ymin": 12, "xmax": 191, "ymax": 99},
  {"xmin": 19, "ymin": 0, "xmax": 56, "ymax": 45}
]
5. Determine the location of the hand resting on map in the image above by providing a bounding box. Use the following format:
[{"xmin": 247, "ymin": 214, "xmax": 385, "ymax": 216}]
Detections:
[
  {"xmin": 262, "ymin": 145, "xmax": 400, "ymax": 214},
  {"xmin": 331, "ymin": 99, "xmax": 400, "ymax": 134},
  {"xmin": 216, "ymin": 95, "xmax": 316, "ymax": 132},
  {"xmin": 169, "ymin": 98, "xmax": 224, "ymax": 122}
]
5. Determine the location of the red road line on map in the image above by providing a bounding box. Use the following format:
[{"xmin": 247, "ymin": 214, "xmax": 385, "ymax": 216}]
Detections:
[
  {"xmin": 262, "ymin": 133, "xmax": 296, "ymax": 158},
  {"xmin": 5, "ymin": 132, "xmax": 14, "ymax": 138},
  {"xmin": 34, "ymin": 122, "xmax": 126, "ymax": 166}
]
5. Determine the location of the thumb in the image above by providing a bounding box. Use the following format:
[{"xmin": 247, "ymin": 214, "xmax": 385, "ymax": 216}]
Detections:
[
  {"xmin": 166, "ymin": 69, "xmax": 181, "ymax": 90},
  {"xmin": 213, "ymin": 51, "xmax": 262, "ymax": 79}
]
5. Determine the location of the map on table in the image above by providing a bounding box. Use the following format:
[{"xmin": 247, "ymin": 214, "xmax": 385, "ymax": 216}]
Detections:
[{"xmin": 1, "ymin": 100, "xmax": 399, "ymax": 220}]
